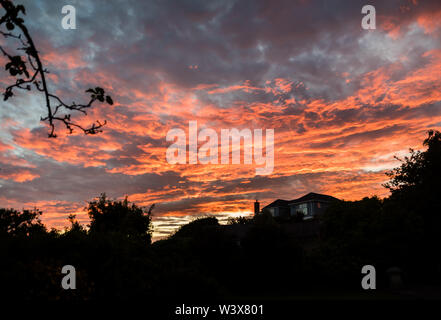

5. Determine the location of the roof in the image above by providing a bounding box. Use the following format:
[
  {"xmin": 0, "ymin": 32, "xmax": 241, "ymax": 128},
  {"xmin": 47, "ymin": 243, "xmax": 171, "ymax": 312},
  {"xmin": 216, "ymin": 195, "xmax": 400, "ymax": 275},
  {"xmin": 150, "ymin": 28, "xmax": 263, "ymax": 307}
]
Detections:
[
  {"xmin": 288, "ymin": 192, "xmax": 339, "ymax": 205},
  {"xmin": 262, "ymin": 193, "xmax": 338, "ymax": 210},
  {"xmin": 262, "ymin": 199, "xmax": 290, "ymax": 209}
]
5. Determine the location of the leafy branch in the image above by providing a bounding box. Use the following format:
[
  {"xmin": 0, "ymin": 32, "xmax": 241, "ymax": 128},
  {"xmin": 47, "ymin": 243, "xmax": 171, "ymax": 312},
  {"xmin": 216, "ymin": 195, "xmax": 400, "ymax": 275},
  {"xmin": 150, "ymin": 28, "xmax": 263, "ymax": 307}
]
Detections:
[{"xmin": 0, "ymin": 0, "xmax": 113, "ymax": 137}]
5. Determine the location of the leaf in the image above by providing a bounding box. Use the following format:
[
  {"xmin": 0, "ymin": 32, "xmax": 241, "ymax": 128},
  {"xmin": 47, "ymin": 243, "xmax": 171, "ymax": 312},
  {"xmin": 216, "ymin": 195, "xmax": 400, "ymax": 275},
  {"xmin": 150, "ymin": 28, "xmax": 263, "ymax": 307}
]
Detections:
[
  {"xmin": 97, "ymin": 95, "xmax": 104, "ymax": 102},
  {"xmin": 105, "ymin": 95, "xmax": 113, "ymax": 105},
  {"xmin": 17, "ymin": 5, "xmax": 26, "ymax": 15},
  {"xmin": 95, "ymin": 87, "xmax": 104, "ymax": 94},
  {"xmin": 3, "ymin": 90, "xmax": 13, "ymax": 101},
  {"xmin": 86, "ymin": 88, "xmax": 95, "ymax": 94},
  {"xmin": 6, "ymin": 22, "xmax": 14, "ymax": 31},
  {"xmin": 11, "ymin": 56, "xmax": 21, "ymax": 63}
]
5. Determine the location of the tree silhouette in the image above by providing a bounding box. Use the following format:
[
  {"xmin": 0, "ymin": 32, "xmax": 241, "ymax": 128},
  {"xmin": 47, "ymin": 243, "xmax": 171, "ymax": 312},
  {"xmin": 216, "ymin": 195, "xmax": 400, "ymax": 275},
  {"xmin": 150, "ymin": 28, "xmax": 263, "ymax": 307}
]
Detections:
[
  {"xmin": 87, "ymin": 193, "xmax": 153, "ymax": 243},
  {"xmin": 0, "ymin": 0, "xmax": 113, "ymax": 137},
  {"xmin": 385, "ymin": 130, "xmax": 441, "ymax": 195},
  {"xmin": 0, "ymin": 207, "xmax": 45, "ymax": 235},
  {"xmin": 66, "ymin": 213, "xmax": 85, "ymax": 233},
  {"xmin": 384, "ymin": 130, "xmax": 441, "ymax": 264}
]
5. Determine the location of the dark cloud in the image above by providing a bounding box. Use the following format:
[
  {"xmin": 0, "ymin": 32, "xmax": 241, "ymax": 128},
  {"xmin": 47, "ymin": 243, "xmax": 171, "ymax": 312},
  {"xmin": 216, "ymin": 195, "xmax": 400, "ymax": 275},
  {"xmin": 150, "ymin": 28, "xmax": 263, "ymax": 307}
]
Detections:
[{"xmin": 1, "ymin": 0, "xmax": 441, "ymax": 237}]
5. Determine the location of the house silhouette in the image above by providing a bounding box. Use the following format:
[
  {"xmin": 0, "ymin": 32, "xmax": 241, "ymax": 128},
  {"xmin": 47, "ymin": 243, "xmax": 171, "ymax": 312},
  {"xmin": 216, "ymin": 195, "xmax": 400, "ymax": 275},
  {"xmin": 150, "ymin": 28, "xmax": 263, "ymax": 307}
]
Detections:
[{"xmin": 259, "ymin": 192, "xmax": 339, "ymax": 220}]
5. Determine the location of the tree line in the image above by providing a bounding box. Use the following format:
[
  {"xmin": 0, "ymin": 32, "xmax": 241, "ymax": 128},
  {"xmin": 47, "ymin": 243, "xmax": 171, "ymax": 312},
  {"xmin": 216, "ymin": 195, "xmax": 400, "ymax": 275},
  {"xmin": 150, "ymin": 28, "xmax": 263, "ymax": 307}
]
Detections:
[{"xmin": 0, "ymin": 130, "xmax": 440, "ymax": 300}]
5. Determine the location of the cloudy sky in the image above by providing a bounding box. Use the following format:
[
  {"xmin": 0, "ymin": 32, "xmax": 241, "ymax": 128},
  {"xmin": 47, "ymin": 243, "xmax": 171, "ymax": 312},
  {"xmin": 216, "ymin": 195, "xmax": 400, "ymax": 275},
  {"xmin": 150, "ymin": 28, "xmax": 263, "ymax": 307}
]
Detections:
[{"xmin": 1, "ymin": 0, "xmax": 440, "ymax": 239}]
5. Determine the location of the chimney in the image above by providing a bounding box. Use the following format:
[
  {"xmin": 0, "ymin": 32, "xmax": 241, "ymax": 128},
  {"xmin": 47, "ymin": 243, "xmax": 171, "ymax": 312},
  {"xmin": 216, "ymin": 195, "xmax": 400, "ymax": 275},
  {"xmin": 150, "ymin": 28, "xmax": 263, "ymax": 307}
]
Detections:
[{"xmin": 254, "ymin": 199, "xmax": 260, "ymax": 215}]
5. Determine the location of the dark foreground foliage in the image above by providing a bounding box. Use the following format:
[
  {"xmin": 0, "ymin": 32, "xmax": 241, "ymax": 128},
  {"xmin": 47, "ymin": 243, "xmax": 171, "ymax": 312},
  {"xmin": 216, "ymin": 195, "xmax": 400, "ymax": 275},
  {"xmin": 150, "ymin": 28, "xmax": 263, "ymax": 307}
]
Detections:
[{"xmin": 1, "ymin": 131, "xmax": 441, "ymax": 300}]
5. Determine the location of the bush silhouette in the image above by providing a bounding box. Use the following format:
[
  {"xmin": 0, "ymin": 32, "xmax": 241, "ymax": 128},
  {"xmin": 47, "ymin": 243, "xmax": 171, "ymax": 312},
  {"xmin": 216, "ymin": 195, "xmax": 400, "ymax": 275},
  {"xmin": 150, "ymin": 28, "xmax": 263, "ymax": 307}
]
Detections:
[{"xmin": 87, "ymin": 193, "xmax": 152, "ymax": 244}]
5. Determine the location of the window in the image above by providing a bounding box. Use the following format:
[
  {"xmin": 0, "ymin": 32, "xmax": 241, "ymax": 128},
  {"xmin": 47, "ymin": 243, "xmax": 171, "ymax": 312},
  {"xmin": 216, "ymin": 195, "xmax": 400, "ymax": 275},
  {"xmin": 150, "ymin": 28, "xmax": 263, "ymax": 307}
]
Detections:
[{"xmin": 296, "ymin": 203, "xmax": 308, "ymax": 216}]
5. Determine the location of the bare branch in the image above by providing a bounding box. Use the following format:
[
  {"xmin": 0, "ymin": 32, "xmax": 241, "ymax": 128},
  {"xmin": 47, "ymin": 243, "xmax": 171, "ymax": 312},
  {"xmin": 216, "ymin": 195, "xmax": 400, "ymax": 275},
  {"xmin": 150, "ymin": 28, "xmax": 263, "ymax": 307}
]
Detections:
[{"xmin": 0, "ymin": 0, "xmax": 113, "ymax": 138}]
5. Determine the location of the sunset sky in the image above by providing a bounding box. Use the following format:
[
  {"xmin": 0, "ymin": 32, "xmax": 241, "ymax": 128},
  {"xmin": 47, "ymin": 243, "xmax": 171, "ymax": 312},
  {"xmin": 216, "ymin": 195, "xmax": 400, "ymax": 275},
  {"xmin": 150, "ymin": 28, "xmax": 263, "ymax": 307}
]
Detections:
[{"xmin": 1, "ymin": 0, "xmax": 441, "ymax": 239}]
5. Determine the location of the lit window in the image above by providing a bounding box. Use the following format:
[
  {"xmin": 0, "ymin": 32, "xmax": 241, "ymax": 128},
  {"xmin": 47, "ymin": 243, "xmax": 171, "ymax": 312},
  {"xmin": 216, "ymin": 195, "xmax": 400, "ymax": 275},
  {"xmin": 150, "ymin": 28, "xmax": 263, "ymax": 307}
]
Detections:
[{"xmin": 296, "ymin": 203, "xmax": 308, "ymax": 215}]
